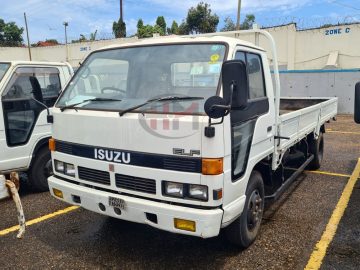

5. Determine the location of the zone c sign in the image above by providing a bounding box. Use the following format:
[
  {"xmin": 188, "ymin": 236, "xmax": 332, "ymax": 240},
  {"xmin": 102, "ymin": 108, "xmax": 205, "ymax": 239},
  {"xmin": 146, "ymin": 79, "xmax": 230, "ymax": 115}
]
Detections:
[{"xmin": 325, "ymin": 27, "xmax": 351, "ymax": 36}]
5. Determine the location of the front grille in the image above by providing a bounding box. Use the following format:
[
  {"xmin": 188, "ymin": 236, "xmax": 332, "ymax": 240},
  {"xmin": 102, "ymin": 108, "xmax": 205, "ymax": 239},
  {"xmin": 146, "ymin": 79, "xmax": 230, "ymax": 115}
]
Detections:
[
  {"xmin": 78, "ymin": 167, "xmax": 110, "ymax": 186},
  {"xmin": 56, "ymin": 141, "xmax": 73, "ymax": 155},
  {"xmin": 163, "ymin": 157, "xmax": 200, "ymax": 172},
  {"xmin": 115, "ymin": 174, "xmax": 156, "ymax": 194}
]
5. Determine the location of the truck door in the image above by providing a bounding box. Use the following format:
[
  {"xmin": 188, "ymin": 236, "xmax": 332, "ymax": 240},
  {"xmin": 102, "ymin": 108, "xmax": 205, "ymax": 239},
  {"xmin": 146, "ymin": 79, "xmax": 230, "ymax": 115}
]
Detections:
[
  {"xmin": 231, "ymin": 51, "xmax": 270, "ymax": 181},
  {"xmin": 1, "ymin": 66, "xmax": 61, "ymax": 147}
]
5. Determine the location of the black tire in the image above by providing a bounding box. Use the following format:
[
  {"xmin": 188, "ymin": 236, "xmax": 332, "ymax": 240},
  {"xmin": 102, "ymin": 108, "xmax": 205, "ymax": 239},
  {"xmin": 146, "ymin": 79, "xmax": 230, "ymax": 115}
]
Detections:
[
  {"xmin": 225, "ymin": 171, "xmax": 265, "ymax": 248},
  {"xmin": 28, "ymin": 147, "xmax": 52, "ymax": 192},
  {"xmin": 307, "ymin": 132, "xmax": 324, "ymax": 170}
]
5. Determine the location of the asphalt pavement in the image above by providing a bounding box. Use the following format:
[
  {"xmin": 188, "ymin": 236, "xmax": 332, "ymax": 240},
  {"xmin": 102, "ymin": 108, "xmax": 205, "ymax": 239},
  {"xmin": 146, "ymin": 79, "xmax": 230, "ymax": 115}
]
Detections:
[{"xmin": 0, "ymin": 115, "xmax": 359, "ymax": 270}]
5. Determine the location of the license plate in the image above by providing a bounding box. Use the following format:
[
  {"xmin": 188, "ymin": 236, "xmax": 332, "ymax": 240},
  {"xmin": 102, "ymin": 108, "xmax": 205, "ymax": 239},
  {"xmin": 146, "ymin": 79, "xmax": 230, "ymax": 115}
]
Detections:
[{"xmin": 109, "ymin": 197, "xmax": 126, "ymax": 210}]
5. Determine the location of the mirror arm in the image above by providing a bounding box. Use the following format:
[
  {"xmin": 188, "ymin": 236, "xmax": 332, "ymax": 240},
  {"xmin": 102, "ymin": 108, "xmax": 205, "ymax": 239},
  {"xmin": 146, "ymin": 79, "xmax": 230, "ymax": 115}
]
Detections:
[
  {"xmin": 31, "ymin": 97, "xmax": 50, "ymax": 116},
  {"xmin": 30, "ymin": 97, "xmax": 53, "ymax": 123}
]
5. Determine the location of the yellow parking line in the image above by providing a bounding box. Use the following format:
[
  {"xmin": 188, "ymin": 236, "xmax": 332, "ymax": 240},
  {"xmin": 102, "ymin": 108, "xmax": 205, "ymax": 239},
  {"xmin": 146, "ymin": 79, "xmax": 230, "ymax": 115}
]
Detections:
[
  {"xmin": 285, "ymin": 167, "xmax": 352, "ymax": 178},
  {"xmin": 304, "ymin": 158, "xmax": 360, "ymax": 270},
  {"xmin": 0, "ymin": 205, "xmax": 79, "ymax": 237},
  {"xmin": 305, "ymin": 170, "xmax": 351, "ymax": 178},
  {"xmin": 326, "ymin": 130, "xmax": 360, "ymax": 135}
]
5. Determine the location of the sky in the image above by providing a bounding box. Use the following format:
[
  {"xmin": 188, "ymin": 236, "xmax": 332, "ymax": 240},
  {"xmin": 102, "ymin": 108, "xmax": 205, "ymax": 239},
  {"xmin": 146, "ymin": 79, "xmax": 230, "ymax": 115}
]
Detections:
[{"xmin": 1, "ymin": 0, "xmax": 359, "ymax": 43}]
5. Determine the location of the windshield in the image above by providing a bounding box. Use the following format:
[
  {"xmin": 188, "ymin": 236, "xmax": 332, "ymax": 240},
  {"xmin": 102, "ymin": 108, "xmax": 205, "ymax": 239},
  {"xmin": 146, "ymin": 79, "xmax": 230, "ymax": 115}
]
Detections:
[
  {"xmin": 0, "ymin": 63, "xmax": 10, "ymax": 82},
  {"xmin": 56, "ymin": 43, "xmax": 227, "ymax": 114}
]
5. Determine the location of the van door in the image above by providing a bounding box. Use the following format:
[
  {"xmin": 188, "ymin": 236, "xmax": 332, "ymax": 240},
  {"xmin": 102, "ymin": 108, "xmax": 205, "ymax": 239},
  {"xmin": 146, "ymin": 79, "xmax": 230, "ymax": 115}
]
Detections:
[{"xmin": 0, "ymin": 66, "xmax": 61, "ymax": 170}]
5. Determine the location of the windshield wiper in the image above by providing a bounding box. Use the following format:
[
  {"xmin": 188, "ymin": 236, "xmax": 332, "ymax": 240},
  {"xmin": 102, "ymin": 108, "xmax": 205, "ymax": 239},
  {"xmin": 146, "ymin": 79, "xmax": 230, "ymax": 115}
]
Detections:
[
  {"xmin": 119, "ymin": 95, "xmax": 204, "ymax": 117},
  {"xmin": 60, "ymin": 98, "xmax": 122, "ymax": 112}
]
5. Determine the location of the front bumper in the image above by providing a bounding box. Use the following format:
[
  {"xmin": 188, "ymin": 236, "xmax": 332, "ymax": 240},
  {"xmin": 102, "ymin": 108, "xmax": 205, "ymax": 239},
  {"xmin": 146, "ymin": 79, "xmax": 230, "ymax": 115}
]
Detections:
[{"xmin": 48, "ymin": 176, "xmax": 224, "ymax": 238}]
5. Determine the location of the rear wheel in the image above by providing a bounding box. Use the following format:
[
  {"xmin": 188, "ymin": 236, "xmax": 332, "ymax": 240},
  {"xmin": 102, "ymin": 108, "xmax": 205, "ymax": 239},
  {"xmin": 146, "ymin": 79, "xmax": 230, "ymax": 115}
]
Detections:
[
  {"xmin": 28, "ymin": 147, "xmax": 52, "ymax": 192},
  {"xmin": 225, "ymin": 171, "xmax": 265, "ymax": 248},
  {"xmin": 307, "ymin": 132, "xmax": 324, "ymax": 170}
]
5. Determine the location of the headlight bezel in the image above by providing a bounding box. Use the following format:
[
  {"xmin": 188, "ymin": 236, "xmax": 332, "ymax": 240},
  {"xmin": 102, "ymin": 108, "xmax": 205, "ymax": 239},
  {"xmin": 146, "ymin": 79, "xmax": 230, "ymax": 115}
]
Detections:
[
  {"xmin": 162, "ymin": 181, "xmax": 208, "ymax": 202},
  {"xmin": 54, "ymin": 160, "xmax": 76, "ymax": 177}
]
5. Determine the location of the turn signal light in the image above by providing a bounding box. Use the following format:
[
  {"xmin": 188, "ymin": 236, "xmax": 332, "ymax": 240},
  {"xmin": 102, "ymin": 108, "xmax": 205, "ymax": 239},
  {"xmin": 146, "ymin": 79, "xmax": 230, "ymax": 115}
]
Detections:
[
  {"xmin": 202, "ymin": 158, "xmax": 223, "ymax": 175},
  {"xmin": 174, "ymin": 218, "xmax": 196, "ymax": 232},
  {"xmin": 49, "ymin": 138, "xmax": 56, "ymax": 151}
]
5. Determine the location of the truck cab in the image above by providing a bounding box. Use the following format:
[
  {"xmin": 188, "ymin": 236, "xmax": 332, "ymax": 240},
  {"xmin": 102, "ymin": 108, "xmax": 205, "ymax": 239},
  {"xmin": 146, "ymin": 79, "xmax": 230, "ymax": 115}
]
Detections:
[
  {"xmin": 0, "ymin": 61, "xmax": 73, "ymax": 191},
  {"xmin": 47, "ymin": 31, "xmax": 337, "ymax": 248}
]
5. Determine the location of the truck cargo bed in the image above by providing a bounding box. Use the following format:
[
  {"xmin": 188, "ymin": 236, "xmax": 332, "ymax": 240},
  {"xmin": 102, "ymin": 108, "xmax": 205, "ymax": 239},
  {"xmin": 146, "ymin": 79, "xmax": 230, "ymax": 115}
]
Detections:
[
  {"xmin": 277, "ymin": 97, "xmax": 338, "ymax": 151},
  {"xmin": 280, "ymin": 98, "xmax": 328, "ymax": 115}
]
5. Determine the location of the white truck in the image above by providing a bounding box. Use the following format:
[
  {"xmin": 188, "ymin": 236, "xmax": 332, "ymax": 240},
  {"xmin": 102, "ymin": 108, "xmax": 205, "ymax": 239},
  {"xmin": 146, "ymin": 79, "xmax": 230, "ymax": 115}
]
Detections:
[
  {"xmin": 0, "ymin": 61, "xmax": 73, "ymax": 191},
  {"xmin": 47, "ymin": 30, "xmax": 337, "ymax": 247}
]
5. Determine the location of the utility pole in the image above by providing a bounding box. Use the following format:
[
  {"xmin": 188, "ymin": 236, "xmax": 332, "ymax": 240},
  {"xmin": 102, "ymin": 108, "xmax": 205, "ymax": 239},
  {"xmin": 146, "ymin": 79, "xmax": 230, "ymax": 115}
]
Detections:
[
  {"xmin": 24, "ymin": 12, "xmax": 32, "ymax": 61},
  {"xmin": 120, "ymin": 0, "xmax": 123, "ymax": 21},
  {"xmin": 236, "ymin": 0, "xmax": 242, "ymax": 30},
  {"xmin": 63, "ymin": 22, "xmax": 68, "ymax": 62}
]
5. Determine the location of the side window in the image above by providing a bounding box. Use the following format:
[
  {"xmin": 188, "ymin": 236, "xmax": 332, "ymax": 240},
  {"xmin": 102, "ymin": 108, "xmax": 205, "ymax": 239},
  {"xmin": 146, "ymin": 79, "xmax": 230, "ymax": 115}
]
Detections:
[
  {"xmin": 1, "ymin": 67, "xmax": 60, "ymax": 146},
  {"xmin": 247, "ymin": 53, "xmax": 266, "ymax": 99},
  {"xmin": 36, "ymin": 72, "xmax": 61, "ymax": 99},
  {"xmin": 234, "ymin": 51, "xmax": 266, "ymax": 100},
  {"xmin": 235, "ymin": 51, "xmax": 246, "ymax": 63}
]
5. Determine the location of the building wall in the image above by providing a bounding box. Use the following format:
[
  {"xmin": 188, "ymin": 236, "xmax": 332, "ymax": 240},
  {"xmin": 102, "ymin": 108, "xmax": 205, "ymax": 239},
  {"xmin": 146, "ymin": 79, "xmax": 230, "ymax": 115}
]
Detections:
[
  {"xmin": 0, "ymin": 23, "xmax": 359, "ymax": 70},
  {"xmin": 277, "ymin": 70, "xmax": 360, "ymax": 114}
]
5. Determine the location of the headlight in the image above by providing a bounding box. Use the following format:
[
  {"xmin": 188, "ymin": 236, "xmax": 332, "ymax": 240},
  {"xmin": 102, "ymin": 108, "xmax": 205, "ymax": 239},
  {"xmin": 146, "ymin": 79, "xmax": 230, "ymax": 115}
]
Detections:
[
  {"xmin": 64, "ymin": 163, "xmax": 76, "ymax": 177},
  {"xmin": 189, "ymin": 184, "xmax": 208, "ymax": 201},
  {"xmin": 164, "ymin": 182, "xmax": 184, "ymax": 198},
  {"xmin": 54, "ymin": 160, "xmax": 65, "ymax": 173},
  {"xmin": 163, "ymin": 181, "xmax": 208, "ymax": 201},
  {"xmin": 54, "ymin": 160, "xmax": 75, "ymax": 177}
]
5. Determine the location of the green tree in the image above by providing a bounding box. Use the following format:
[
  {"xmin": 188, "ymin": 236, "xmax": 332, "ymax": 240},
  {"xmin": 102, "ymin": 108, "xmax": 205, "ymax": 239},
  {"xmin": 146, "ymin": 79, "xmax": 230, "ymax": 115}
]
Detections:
[
  {"xmin": 0, "ymin": 20, "xmax": 24, "ymax": 47},
  {"xmin": 178, "ymin": 21, "xmax": 189, "ymax": 35},
  {"xmin": 168, "ymin": 20, "xmax": 179, "ymax": 35},
  {"xmin": 152, "ymin": 24, "xmax": 165, "ymax": 36},
  {"xmin": 185, "ymin": 2, "xmax": 219, "ymax": 34},
  {"xmin": 90, "ymin": 30, "xmax": 97, "ymax": 41},
  {"xmin": 138, "ymin": 24, "xmax": 154, "ymax": 38},
  {"xmin": 79, "ymin": 34, "xmax": 87, "ymax": 42},
  {"xmin": 113, "ymin": 18, "xmax": 126, "ymax": 38},
  {"xmin": 0, "ymin": 19, "xmax": 5, "ymax": 42},
  {"xmin": 241, "ymin": 14, "xmax": 255, "ymax": 30},
  {"xmin": 221, "ymin": 16, "xmax": 236, "ymax": 32},
  {"xmin": 156, "ymin": 16, "xmax": 166, "ymax": 35}
]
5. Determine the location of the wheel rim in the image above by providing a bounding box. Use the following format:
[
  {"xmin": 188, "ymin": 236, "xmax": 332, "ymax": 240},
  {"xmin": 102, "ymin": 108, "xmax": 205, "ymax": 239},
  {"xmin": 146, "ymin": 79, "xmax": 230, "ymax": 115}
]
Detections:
[
  {"xmin": 246, "ymin": 189, "xmax": 263, "ymax": 231},
  {"xmin": 43, "ymin": 159, "xmax": 53, "ymax": 178}
]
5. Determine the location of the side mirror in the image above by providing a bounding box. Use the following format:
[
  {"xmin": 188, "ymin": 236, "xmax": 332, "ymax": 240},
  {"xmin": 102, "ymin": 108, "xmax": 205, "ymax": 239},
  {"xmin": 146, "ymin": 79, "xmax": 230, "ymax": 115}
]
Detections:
[
  {"xmin": 355, "ymin": 82, "xmax": 360, "ymax": 124},
  {"xmin": 204, "ymin": 60, "xmax": 249, "ymax": 119},
  {"xmin": 222, "ymin": 60, "xmax": 249, "ymax": 109},
  {"xmin": 204, "ymin": 96, "xmax": 228, "ymax": 119}
]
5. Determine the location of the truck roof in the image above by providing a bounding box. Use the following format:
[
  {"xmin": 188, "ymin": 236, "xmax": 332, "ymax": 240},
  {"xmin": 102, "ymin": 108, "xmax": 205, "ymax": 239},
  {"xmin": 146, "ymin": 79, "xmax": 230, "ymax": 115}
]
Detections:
[
  {"xmin": 0, "ymin": 60, "xmax": 70, "ymax": 67},
  {"xmin": 98, "ymin": 35, "xmax": 264, "ymax": 52}
]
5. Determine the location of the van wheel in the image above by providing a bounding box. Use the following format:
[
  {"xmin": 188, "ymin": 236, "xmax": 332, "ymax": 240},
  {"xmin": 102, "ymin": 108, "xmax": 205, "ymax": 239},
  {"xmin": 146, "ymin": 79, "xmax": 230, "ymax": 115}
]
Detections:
[
  {"xmin": 29, "ymin": 147, "xmax": 52, "ymax": 192},
  {"xmin": 225, "ymin": 171, "xmax": 264, "ymax": 248},
  {"xmin": 307, "ymin": 132, "xmax": 324, "ymax": 170}
]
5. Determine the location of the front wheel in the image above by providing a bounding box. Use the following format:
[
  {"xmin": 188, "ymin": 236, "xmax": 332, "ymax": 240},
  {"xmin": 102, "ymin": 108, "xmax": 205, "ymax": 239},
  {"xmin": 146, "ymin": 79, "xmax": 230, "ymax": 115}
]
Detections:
[
  {"xmin": 28, "ymin": 147, "xmax": 52, "ymax": 192},
  {"xmin": 225, "ymin": 171, "xmax": 265, "ymax": 248}
]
